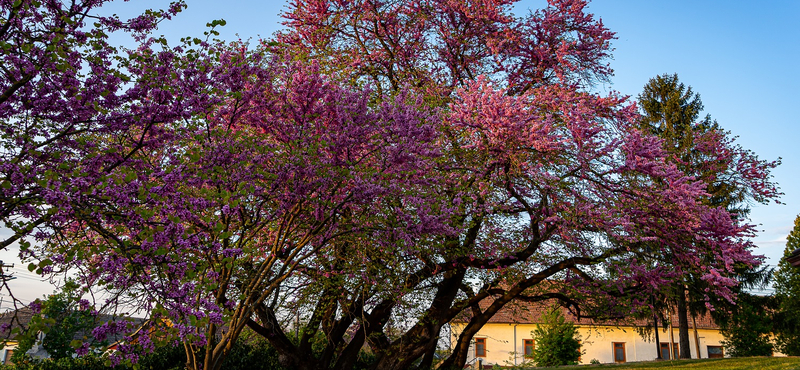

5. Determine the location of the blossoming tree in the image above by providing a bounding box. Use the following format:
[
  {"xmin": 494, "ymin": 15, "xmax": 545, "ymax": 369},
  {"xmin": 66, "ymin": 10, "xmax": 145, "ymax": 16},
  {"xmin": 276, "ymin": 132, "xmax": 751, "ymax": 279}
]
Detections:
[
  {"xmin": 0, "ymin": 0, "xmax": 211, "ymax": 253},
  {"xmin": 7, "ymin": 0, "xmax": 781, "ymax": 370}
]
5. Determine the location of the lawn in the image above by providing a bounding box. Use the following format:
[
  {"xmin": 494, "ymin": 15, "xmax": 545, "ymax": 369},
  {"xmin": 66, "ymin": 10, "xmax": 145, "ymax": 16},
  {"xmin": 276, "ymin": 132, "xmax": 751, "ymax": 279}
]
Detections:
[{"xmin": 537, "ymin": 357, "xmax": 800, "ymax": 369}]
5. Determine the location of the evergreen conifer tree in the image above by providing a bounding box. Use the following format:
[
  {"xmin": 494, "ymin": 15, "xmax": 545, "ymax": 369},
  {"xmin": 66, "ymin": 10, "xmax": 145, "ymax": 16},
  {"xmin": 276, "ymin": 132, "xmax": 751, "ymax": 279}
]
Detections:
[
  {"xmin": 774, "ymin": 214, "xmax": 800, "ymax": 356},
  {"xmin": 637, "ymin": 74, "xmax": 707, "ymax": 359},
  {"xmin": 636, "ymin": 73, "xmax": 778, "ymax": 359}
]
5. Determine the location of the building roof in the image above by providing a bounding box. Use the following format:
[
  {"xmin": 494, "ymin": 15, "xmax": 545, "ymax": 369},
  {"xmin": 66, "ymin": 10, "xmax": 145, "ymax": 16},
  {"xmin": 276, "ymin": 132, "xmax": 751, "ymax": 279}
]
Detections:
[
  {"xmin": 0, "ymin": 308, "xmax": 35, "ymax": 342},
  {"xmin": 454, "ymin": 297, "xmax": 719, "ymax": 330},
  {"xmin": 0, "ymin": 308, "xmax": 145, "ymax": 344},
  {"xmin": 787, "ymin": 248, "xmax": 800, "ymax": 267}
]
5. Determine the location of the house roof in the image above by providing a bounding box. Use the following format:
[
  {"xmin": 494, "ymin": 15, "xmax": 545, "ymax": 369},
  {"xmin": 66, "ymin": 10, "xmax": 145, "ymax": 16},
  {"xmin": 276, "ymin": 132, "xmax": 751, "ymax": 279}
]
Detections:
[
  {"xmin": 0, "ymin": 307, "xmax": 35, "ymax": 342},
  {"xmin": 0, "ymin": 308, "xmax": 145, "ymax": 344},
  {"xmin": 454, "ymin": 297, "xmax": 719, "ymax": 329},
  {"xmin": 787, "ymin": 248, "xmax": 800, "ymax": 267}
]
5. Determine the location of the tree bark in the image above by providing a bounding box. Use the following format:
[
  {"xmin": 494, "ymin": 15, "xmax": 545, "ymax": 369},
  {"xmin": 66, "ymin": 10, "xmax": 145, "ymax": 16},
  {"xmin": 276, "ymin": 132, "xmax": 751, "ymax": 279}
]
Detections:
[
  {"xmin": 247, "ymin": 306, "xmax": 317, "ymax": 370},
  {"xmin": 417, "ymin": 335, "xmax": 439, "ymax": 370},
  {"xmin": 677, "ymin": 285, "xmax": 691, "ymax": 359},
  {"xmin": 692, "ymin": 313, "xmax": 701, "ymax": 358},
  {"xmin": 371, "ymin": 269, "xmax": 466, "ymax": 370},
  {"xmin": 654, "ymin": 310, "xmax": 662, "ymax": 359}
]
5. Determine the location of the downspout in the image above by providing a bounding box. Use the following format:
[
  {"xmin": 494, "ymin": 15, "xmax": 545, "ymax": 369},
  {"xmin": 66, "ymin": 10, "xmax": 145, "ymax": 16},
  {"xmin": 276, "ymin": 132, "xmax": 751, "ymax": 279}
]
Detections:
[{"xmin": 513, "ymin": 324, "xmax": 519, "ymax": 366}]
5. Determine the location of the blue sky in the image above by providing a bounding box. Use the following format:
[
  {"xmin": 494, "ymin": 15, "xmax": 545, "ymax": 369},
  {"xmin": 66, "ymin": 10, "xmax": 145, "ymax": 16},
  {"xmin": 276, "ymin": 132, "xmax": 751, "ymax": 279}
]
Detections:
[
  {"xmin": 580, "ymin": 0, "xmax": 800, "ymax": 272},
  {"xmin": 4, "ymin": 0, "xmax": 798, "ymax": 304}
]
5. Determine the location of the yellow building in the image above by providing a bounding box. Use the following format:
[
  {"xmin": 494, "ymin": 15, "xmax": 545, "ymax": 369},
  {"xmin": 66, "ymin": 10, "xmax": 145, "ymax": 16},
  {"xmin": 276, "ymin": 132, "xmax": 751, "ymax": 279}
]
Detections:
[{"xmin": 451, "ymin": 302, "xmax": 731, "ymax": 367}]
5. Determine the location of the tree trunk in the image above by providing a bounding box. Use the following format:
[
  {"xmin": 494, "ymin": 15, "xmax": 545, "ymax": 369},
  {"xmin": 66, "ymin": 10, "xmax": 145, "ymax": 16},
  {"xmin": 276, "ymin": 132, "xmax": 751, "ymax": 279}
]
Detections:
[
  {"xmin": 247, "ymin": 307, "xmax": 318, "ymax": 370},
  {"xmin": 438, "ymin": 325, "xmax": 475, "ymax": 370},
  {"xmin": 677, "ymin": 285, "xmax": 691, "ymax": 359},
  {"xmin": 418, "ymin": 335, "xmax": 439, "ymax": 370},
  {"xmin": 371, "ymin": 270, "xmax": 466, "ymax": 370},
  {"xmin": 654, "ymin": 310, "xmax": 662, "ymax": 359},
  {"xmin": 184, "ymin": 342, "xmax": 199, "ymax": 370}
]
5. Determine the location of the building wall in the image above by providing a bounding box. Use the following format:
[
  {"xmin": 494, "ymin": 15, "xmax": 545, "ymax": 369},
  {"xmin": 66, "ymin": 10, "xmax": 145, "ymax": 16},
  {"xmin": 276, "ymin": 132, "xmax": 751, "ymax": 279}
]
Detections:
[
  {"xmin": 451, "ymin": 323, "xmax": 734, "ymax": 367},
  {"xmin": 0, "ymin": 343, "xmax": 17, "ymax": 365}
]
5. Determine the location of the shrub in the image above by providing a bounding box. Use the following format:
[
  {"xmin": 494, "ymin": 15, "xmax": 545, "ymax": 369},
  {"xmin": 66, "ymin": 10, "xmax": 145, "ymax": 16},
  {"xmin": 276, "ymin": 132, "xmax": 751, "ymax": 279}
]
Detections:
[
  {"xmin": 719, "ymin": 293, "xmax": 775, "ymax": 357},
  {"xmin": 531, "ymin": 305, "xmax": 582, "ymax": 367},
  {"xmin": 0, "ymin": 355, "xmax": 108, "ymax": 370}
]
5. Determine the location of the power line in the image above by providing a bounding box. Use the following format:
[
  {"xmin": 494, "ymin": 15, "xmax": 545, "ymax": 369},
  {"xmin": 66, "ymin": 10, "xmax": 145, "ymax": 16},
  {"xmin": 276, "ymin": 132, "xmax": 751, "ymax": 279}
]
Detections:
[{"xmin": 0, "ymin": 261, "xmax": 15, "ymax": 282}]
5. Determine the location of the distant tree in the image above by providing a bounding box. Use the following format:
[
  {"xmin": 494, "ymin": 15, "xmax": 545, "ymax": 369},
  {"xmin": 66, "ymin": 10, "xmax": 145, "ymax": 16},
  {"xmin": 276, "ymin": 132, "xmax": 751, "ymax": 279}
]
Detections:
[
  {"xmin": 636, "ymin": 73, "xmax": 780, "ymax": 359},
  {"xmin": 718, "ymin": 293, "xmax": 776, "ymax": 357},
  {"xmin": 638, "ymin": 74, "xmax": 703, "ymax": 155},
  {"xmin": 11, "ymin": 281, "xmax": 97, "ymax": 363},
  {"xmin": 774, "ymin": 214, "xmax": 800, "ymax": 356},
  {"xmin": 637, "ymin": 73, "xmax": 701, "ymax": 359},
  {"xmin": 531, "ymin": 306, "xmax": 581, "ymax": 367}
]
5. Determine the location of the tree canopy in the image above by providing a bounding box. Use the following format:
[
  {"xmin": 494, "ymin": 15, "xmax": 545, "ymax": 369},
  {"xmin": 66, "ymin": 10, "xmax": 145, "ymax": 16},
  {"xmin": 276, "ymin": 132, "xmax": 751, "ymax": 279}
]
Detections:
[
  {"xmin": 0, "ymin": 1, "xmax": 782, "ymax": 370},
  {"xmin": 634, "ymin": 73, "xmax": 780, "ymax": 359},
  {"xmin": 774, "ymin": 214, "xmax": 800, "ymax": 356}
]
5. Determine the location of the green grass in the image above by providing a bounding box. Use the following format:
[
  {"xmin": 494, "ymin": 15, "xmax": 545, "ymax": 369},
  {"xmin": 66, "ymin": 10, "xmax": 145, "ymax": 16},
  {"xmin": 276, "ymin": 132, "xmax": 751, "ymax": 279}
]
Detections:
[{"xmin": 537, "ymin": 357, "xmax": 800, "ymax": 369}]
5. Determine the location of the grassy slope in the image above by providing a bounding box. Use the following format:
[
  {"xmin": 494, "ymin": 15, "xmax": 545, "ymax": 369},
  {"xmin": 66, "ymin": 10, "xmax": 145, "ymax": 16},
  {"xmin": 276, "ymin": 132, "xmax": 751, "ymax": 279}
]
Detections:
[{"xmin": 539, "ymin": 357, "xmax": 800, "ymax": 369}]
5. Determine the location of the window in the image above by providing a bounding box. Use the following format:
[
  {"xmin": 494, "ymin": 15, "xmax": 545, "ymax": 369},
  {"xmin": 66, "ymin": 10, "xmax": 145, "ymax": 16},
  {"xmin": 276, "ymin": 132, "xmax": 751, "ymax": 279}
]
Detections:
[
  {"xmin": 660, "ymin": 342, "xmax": 679, "ymax": 359},
  {"xmin": 523, "ymin": 339, "xmax": 535, "ymax": 358},
  {"xmin": 475, "ymin": 338, "xmax": 487, "ymax": 357},
  {"xmin": 613, "ymin": 342, "xmax": 626, "ymax": 363},
  {"xmin": 708, "ymin": 345, "xmax": 724, "ymax": 358}
]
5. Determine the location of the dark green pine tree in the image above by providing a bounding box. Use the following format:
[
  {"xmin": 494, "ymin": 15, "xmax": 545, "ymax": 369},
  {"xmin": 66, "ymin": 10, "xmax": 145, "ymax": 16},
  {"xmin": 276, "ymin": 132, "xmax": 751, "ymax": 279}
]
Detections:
[
  {"xmin": 774, "ymin": 214, "xmax": 800, "ymax": 356},
  {"xmin": 638, "ymin": 73, "xmax": 703, "ymax": 156},
  {"xmin": 636, "ymin": 73, "xmax": 773, "ymax": 359},
  {"xmin": 718, "ymin": 292, "xmax": 777, "ymax": 357},
  {"xmin": 637, "ymin": 74, "xmax": 706, "ymax": 359}
]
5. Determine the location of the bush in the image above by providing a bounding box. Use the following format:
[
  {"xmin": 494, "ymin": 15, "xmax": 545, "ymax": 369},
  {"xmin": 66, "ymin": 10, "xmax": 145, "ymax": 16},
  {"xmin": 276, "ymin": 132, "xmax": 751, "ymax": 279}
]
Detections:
[
  {"xmin": 135, "ymin": 344, "xmax": 186, "ymax": 370},
  {"xmin": 0, "ymin": 355, "xmax": 108, "ymax": 370},
  {"xmin": 532, "ymin": 305, "xmax": 582, "ymax": 367},
  {"xmin": 0, "ymin": 335, "xmax": 286, "ymax": 370},
  {"xmin": 135, "ymin": 334, "xmax": 289, "ymax": 370},
  {"xmin": 719, "ymin": 293, "xmax": 775, "ymax": 357},
  {"xmin": 0, "ymin": 330, "xmax": 377, "ymax": 370}
]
